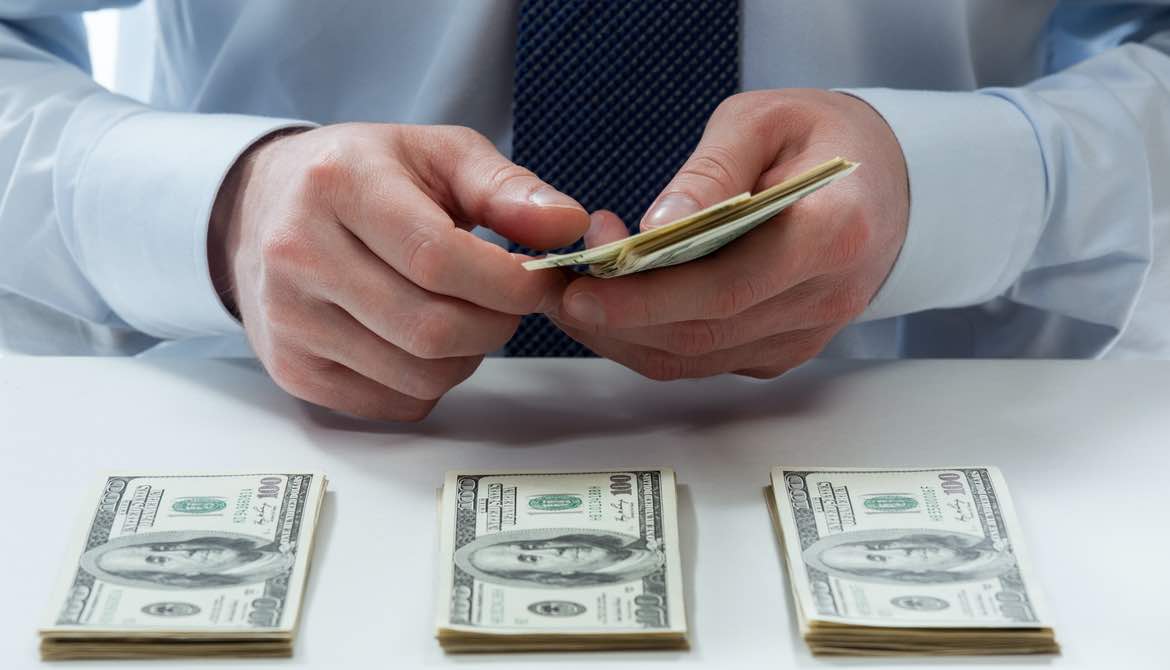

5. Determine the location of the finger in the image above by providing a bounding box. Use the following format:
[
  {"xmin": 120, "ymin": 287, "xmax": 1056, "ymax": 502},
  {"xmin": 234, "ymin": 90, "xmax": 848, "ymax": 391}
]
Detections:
[
  {"xmin": 313, "ymin": 225, "xmax": 518, "ymax": 357},
  {"xmin": 335, "ymin": 179, "xmax": 569, "ymax": 314},
  {"xmin": 557, "ymin": 321, "xmax": 831, "ymax": 382},
  {"xmin": 560, "ymin": 211, "xmax": 811, "ymax": 328},
  {"xmin": 270, "ymin": 352, "xmax": 440, "ymax": 422},
  {"xmin": 584, "ymin": 210, "xmax": 630, "ymax": 248},
  {"xmin": 561, "ymin": 144, "xmax": 868, "ymax": 330},
  {"xmin": 311, "ymin": 366, "xmax": 440, "ymax": 422},
  {"xmin": 406, "ymin": 126, "xmax": 590, "ymax": 250},
  {"xmin": 640, "ymin": 94, "xmax": 808, "ymax": 231},
  {"xmin": 552, "ymin": 275, "xmax": 861, "ymax": 356},
  {"xmin": 299, "ymin": 303, "xmax": 481, "ymax": 401}
]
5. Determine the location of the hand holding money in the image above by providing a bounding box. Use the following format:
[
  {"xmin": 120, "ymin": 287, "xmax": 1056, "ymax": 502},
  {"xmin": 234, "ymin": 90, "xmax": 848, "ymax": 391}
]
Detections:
[
  {"xmin": 547, "ymin": 90, "xmax": 909, "ymax": 381},
  {"xmin": 525, "ymin": 158, "xmax": 859, "ymax": 278},
  {"xmin": 208, "ymin": 123, "xmax": 588, "ymax": 421}
]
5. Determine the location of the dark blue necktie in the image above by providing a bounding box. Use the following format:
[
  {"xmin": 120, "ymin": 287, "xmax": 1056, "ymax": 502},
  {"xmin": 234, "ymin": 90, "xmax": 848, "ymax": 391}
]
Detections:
[{"xmin": 506, "ymin": 0, "xmax": 740, "ymax": 357}]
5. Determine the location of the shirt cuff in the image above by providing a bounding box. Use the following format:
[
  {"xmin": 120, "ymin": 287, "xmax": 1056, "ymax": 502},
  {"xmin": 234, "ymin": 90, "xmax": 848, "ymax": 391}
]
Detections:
[
  {"xmin": 68, "ymin": 108, "xmax": 313, "ymax": 339},
  {"xmin": 839, "ymin": 88, "xmax": 1048, "ymax": 322}
]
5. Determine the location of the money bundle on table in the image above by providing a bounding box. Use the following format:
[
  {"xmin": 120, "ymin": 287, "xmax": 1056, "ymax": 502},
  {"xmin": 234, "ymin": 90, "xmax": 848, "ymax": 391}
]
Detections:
[
  {"xmin": 435, "ymin": 469, "xmax": 687, "ymax": 652},
  {"xmin": 523, "ymin": 157, "xmax": 857, "ymax": 277},
  {"xmin": 768, "ymin": 467, "xmax": 1058, "ymax": 656},
  {"xmin": 39, "ymin": 472, "xmax": 328, "ymax": 660}
]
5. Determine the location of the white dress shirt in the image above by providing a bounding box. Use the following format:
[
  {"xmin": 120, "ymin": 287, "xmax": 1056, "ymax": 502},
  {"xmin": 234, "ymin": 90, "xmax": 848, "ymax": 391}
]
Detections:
[{"xmin": 1, "ymin": 1, "xmax": 1169, "ymax": 359}]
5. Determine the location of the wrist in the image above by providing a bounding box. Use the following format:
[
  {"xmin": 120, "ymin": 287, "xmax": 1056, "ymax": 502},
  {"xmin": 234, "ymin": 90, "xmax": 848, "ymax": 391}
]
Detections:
[
  {"xmin": 208, "ymin": 128, "xmax": 307, "ymax": 318},
  {"xmin": 838, "ymin": 88, "xmax": 1046, "ymax": 320}
]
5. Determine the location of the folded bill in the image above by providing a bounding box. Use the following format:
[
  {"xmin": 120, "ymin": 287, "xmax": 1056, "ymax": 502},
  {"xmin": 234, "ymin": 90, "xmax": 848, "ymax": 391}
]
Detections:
[
  {"xmin": 39, "ymin": 472, "xmax": 327, "ymax": 660},
  {"xmin": 768, "ymin": 466, "xmax": 1059, "ymax": 656},
  {"xmin": 435, "ymin": 469, "xmax": 687, "ymax": 652},
  {"xmin": 523, "ymin": 157, "xmax": 858, "ymax": 277}
]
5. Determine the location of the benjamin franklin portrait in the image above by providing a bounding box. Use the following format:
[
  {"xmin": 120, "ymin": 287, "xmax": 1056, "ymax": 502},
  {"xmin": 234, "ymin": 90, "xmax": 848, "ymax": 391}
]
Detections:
[
  {"xmin": 80, "ymin": 529, "xmax": 295, "ymax": 589},
  {"xmin": 454, "ymin": 528, "xmax": 665, "ymax": 588},
  {"xmin": 803, "ymin": 528, "xmax": 1015, "ymax": 585}
]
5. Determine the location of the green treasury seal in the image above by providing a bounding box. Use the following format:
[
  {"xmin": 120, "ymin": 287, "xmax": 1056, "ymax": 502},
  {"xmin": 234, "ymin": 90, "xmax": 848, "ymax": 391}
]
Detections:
[
  {"xmin": 528, "ymin": 494, "xmax": 583, "ymax": 512},
  {"xmin": 171, "ymin": 497, "xmax": 228, "ymax": 514}
]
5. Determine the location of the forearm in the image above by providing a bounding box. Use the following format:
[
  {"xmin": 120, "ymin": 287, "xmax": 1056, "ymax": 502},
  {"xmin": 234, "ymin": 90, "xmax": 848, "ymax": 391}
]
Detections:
[
  {"xmin": 0, "ymin": 12, "xmax": 309, "ymax": 341},
  {"xmin": 847, "ymin": 36, "xmax": 1170, "ymax": 356}
]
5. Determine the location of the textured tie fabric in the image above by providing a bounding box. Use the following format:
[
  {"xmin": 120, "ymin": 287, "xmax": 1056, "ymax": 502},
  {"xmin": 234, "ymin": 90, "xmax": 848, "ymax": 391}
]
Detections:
[{"xmin": 505, "ymin": 0, "xmax": 740, "ymax": 357}]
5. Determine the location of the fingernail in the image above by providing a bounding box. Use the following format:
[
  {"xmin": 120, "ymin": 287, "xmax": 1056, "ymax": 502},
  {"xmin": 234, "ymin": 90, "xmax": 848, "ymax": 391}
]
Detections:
[
  {"xmin": 583, "ymin": 213, "xmax": 604, "ymax": 248},
  {"xmin": 584, "ymin": 211, "xmax": 614, "ymax": 248},
  {"xmin": 529, "ymin": 186, "xmax": 583, "ymax": 210},
  {"xmin": 642, "ymin": 193, "xmax": 701, "ymax": 230},
  {"xmin": 566, "ymin": 292, "xmax": 605, "ymax": 325}
]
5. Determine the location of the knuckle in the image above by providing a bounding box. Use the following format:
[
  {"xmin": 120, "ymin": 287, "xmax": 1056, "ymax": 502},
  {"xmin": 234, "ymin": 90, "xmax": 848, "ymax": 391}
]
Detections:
[
  {"xmin": 400, "ymin": 367, "xmax": 450, "ymax": 401},
  {"xmin": 792, "ymin": 331, "xmax": 830, "ymax": 362},
  {"xmin": 637, "ymin": 350, "xmax": 687, "ymax": 382},
  {"xmin": 485, "ymin": 161, "xmax": 538, "ymax": 195},
  {"xmin": 441, "ymin": 124, "xmax": 489, "ymax": 147},
  {"xmin": 810, "ymin": 282, "xmax": 869, "ymax": 325},
  {"xmin": 808, "ymin": 294, "xmax": 842, "ymax": 326},
  {"xmin": 401, "ymin": 306, "xmax": 458, "ymax": 359},
  {"xmin": 504, "ymin": 275, "xmax": 552, "ymax": 314},
  {"xmin": 716, "ymin": 91, "xmax": 785, "ymax": 129},
  {"xmin": 712, "ymin": 91, "xmax": 758, "ymax": 121},
  {"xmin": 301, "ymin": 146, "xmax": 350, "ymax": 195},
  {"xmin": 720, "ymin": 90, "xmax": 819, "ymax": 146},
  {"xmin": 255, "ymin": 290, "xmax": 301, "ymax": 335},
  {"xmin": 836, "ymin": 286, "xmax": 871, "ymax": 322},
  {"xmin": 402, "ymin": 227, "xmax": 448, "ymax": 291},
  {"xmin": 623, "ymin": 294, "xmax": 654, "ymax": 330},
  {"xmin": 390, "ymin": 397, "xmax": 439, "ymax": 422},
  {"xmin": 742, "ymin": 335, "xmax": 823, "ymax": 382},
  {"xmin": 708, "ymin": 274, "xmax": 762, "ymax": 319},
  {"xmin": 739, "ymin": 365, "xmax": 788, "ymax": 380},
  {"xmin": 679, "ymin": 144, "xmax": 741, "ymax": 191},
  {"xmin": 488, "ymin": 314, "xmax": 522, "ymax": 350},
  {"xmin": 665, "ymin": 320, "xmax": 724, "ymax": 356},
  {"xmin": 432, "ymin": 125, "xmax": 492, "ymax": 161},
  {"xmin": 735, "ymin": 99, "xmax": 778, "ymax": 130},
  {"xmin": 824, "ymin": 203, "xmax": 871, "ymax": 268},
  {"xmin": 553, "ymin": 313, "xmax": 603, "ymax": 338},
  {"xmin": 807, "ymin": 301, "xmax": 835, "ymax": 328},
  {"xmin": 266, "ymin": 349, "xmax": 317, "ymax": 398},
  {"xmin": 712, "ymin": 94, "xmax": 742, "ymax": 118},
  {"xmin": 260, "ymin": 227, "xmax": 318, "ymax": 276},
  {"xmin": 402, "ymin": 358, "xmax": 469, "ymax": 401}
]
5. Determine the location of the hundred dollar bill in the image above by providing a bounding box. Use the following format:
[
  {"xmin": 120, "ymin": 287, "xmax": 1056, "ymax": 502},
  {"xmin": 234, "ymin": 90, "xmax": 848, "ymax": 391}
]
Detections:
[
  {"xmin": 768, "ymin": 467, "xmax": 1058, "ymax": 655},
  {"xmin": 523, "ymin": 157, "xmax": 857, "ymax": 278},
  {"xmin": 435, "ymin": 469, "xmax": 687, "ymax": 652},
  {"xmin": 40, "ymin": 473, "xmax": 327, "ymax": 660}
]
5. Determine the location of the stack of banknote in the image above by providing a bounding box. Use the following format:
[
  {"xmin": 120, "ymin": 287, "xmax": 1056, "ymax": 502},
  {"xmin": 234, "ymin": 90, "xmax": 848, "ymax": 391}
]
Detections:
[
  {"xmin": 39, "ymin": 472, "xmax": 328, "ymax": 660},
  {"xmin": 767, "ymin": 466, "xmax": 1059, "ymax": 656},
  {"xmin": 523, "ymin": 157, "xmax": 858, "ymax": 277},
  {"xmin": 435, "ymin": 469, "xmax": 688, "ymax": 651}
]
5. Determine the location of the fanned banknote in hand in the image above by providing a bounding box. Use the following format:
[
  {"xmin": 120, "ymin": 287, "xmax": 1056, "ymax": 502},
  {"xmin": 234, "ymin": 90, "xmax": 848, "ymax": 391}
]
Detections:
[
  {"xmin": 435, "ymin": 469, "xmax": 688, "ymax": 652},
  {"xmin": 523, "ymin": 157, "xmax": 858, "ymax": 277},
  {"xmin": 767, "ymin": 466, "xmax": 1059, "ymax": 656},
  {"xmin": 39, "ymin": 473, "xmax": 328, "ymax": 660}
]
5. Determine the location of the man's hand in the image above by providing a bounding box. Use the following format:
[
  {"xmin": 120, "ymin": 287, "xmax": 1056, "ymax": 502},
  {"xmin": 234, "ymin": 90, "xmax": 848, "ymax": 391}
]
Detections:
[
  {"xmin": 549, "ymin": 90, "xmax": 909, "ymax": 380},
  {"xmin": 209, "ymin": 124, "xmax": 588, "ymax": 420}
]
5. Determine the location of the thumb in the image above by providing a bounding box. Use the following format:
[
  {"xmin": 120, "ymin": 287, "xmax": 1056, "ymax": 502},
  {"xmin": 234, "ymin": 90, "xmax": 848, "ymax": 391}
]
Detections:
[
  {"xmin": 640, "ymin": 108, "xmax": 779, "ymax": 232},
  {"xmin": 584, "ymin": 210, "xmax": 629, "ymax": 248},
  {"xmin": 414, "ymin": 128, "xmax": 590, "ymax": 250}
]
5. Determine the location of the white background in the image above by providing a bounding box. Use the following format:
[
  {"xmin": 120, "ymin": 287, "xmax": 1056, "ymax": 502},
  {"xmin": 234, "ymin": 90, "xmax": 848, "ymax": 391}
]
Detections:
[
  {"xmin": 4, "ymin": 357, "xmax": 1168, "ymax": 668},
  {"xmin": 82, "ymin": 9, "xmax": 118, "ymax": 90}
]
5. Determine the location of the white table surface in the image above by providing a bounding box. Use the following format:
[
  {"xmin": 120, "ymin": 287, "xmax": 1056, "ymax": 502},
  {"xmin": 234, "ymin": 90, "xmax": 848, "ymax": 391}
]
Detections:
[{"xmin": 2, "ymin": 357, "xmax": 1166, "ymax": 669}]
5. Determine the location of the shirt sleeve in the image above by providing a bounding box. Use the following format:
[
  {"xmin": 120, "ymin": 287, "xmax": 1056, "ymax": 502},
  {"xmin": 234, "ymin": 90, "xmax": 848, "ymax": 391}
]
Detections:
[
  {"xmin": 843, "ymin": 9, "xmax": 1170, "ymax": 357},
  {"xmin": 0, "ymin": 6, "xmax": 311, "ymax": 342}
]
